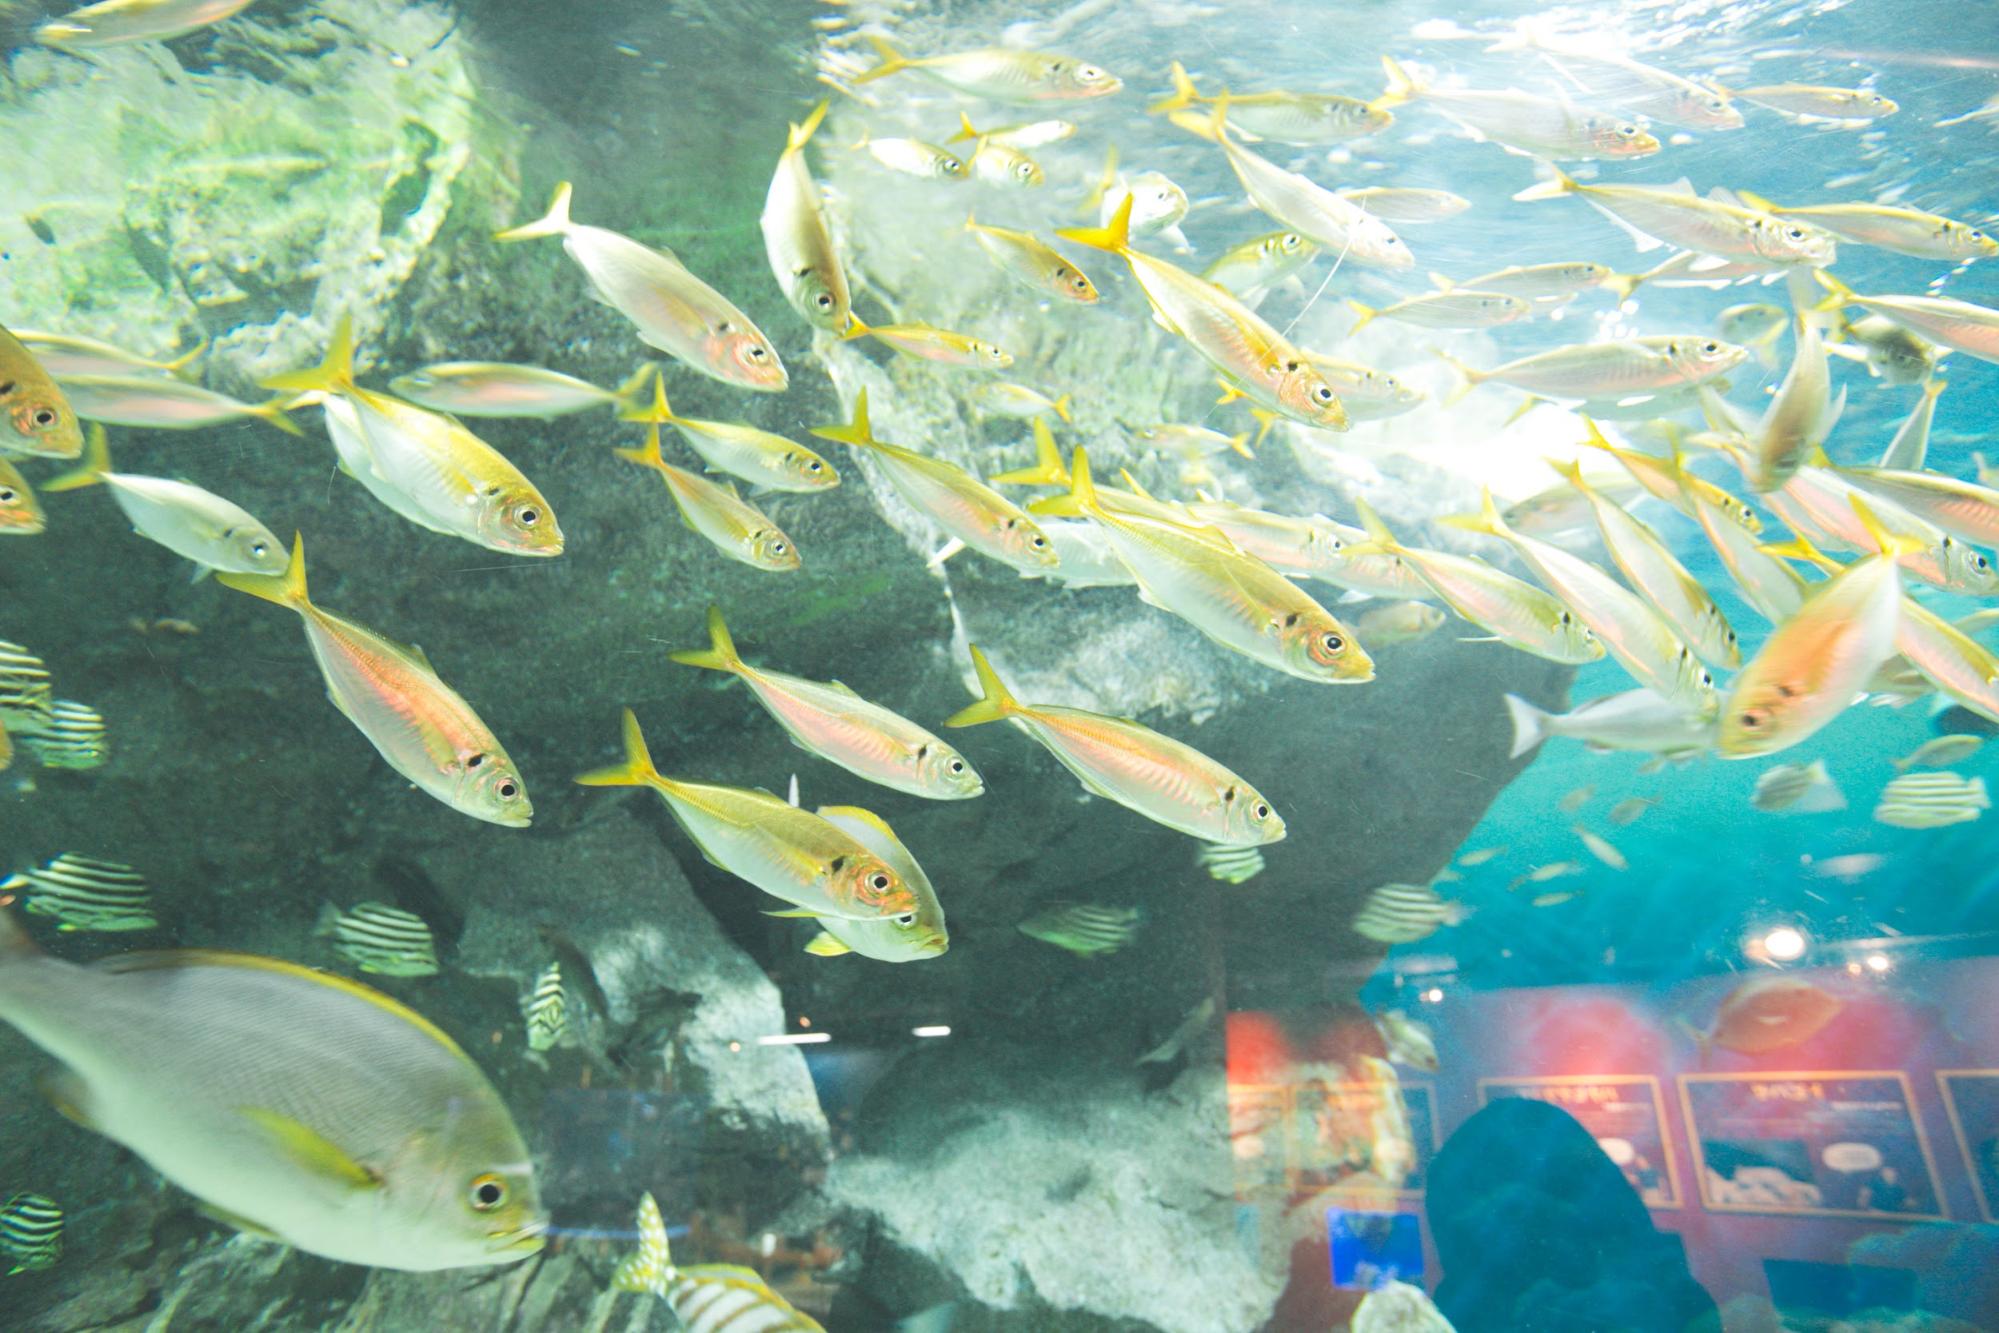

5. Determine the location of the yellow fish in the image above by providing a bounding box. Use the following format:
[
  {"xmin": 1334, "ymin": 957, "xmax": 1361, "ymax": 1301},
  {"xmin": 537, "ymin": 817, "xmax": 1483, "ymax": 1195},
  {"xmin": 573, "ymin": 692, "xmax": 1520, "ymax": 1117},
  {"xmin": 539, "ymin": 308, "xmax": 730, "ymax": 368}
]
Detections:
[
  {"xmin": 624, "ymin": 376, "xmax": 836, "ymax": 494},
  {"xmin": 1057, "ymin": 198, "xmax": 1347, "ymax": 430},
  {"xmin": 1034, "ymin": 447, "xmax": 1372, "ymax": 684},
  {"xmin": 0, "ymin": 457, "xmax": 45, "ymax": 535},
  {"xmin": 576, "ymin": 709, "xmax": 918, "ymax": 921},
  {"xmin": 217, "ymin": 536, "xmax": 533, "ymax": 827},
  {"xmin": 264, "ymin": 319, "xmax": 561, "ymax": 558},
  {"xmin": 812, "ymin": 391, "xmax": 1055, "ymax": 576},
  {"xmin": 947, "ymin": 645, "xmax": 1284, "ymax": 845},
  {"xmin": 953, "ymin": 115, "xmax": 1046, "ymax": 187},
  {"xmin": 1514, "ymin": 170, "xmax": 1837, "ymax": 270},
  {"xmin": 1152, "ymin": 61, "xmax": 1390, "ymax": 144},
  {"xmin": 965, "ymin": 214, "xmax": 1097, "ymax": 302},
  {"xmin": 854, "ymin": 35, "xmax": 1120, "ymax": 102},
  {"xmin": 1728, "ymin": 85, "xmax": 1898, "ymax": 121},
  {"xmin": 0, "ymin": 324, "xmax": 84, "ymax": 458},
  {"xmin": 761, "ymin": 101, "xmax": 851, "ymax": 332},
  {"xmin": 614, "ymin": 424, "xmax": 799, "ymax": 572},
  {"xmin": 841, "ymin": 314, "xmax": 1012, "ymax": 370},
  {"xmin": 35, "ymin": 0, "xmax": 254, "ymax": 48}
]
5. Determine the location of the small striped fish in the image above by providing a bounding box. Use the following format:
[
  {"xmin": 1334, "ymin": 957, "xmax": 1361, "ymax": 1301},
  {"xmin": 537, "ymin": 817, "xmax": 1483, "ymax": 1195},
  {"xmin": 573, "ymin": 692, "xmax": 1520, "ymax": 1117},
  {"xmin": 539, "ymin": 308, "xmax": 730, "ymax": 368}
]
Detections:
[
  {"xmin": 1197, "ymin": 843, "xmax": 1267, "ymax": 884},
  {"xmin": 0, "ymin": 641, "xmax": 53, "ymax": 722},
  {"xmin": 615, "ymin": 1192, "xmax": 824, "ymax": 1331},
  {"xmin": 3, "ymin": 854, "xmax": 154, "ymax": 932},
  {"xmin": 17, "ymin": 700, "xmax": 108, "ymax": 770},
  {"xmin": 1751, "ymin": 760, "xmax": 1846, "ymax": 814},
  {"xmin": 314, "ymin": 901, "xmax": 439, "ymax": 977},
  {"xmin": 1017, "ymin": 901, "xmax": 1141, "ymax": 957},
  {"xmin": 1874, "ymin": 772, "xmax": 1989, "ymax": 829},
  {"xmin": 0, "ymin": 1192, "xmax": 62, "ymax": 1274},
  {"xmin": 1351, "ymin": 882, "xmax": 1470, "ymax": 944},
  {"xmin": 522, "ymin": 962, "xmax": 566, "ymax": 1051}
]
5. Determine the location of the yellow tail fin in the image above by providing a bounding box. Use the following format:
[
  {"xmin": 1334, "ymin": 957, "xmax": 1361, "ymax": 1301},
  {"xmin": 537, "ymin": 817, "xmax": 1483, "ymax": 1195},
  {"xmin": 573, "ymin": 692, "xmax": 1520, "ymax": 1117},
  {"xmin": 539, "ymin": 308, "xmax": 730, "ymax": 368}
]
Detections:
[
  {"xmin": 943, "ymin": 645, "xmax": 1022, "ymax": 728},
  {"xmin": 619, "ymin": 373, "xmax": 678, "ymax": 425},
  {"xmin": 669, "ymin": 605, "xmax": 745, "ymax": 674},
  {"xmin": 852, "ymin": 33, "xmax": 913, "ymax": 86},
  {"xmin": 494, "ymin": 182, "xmax": 574, "ymax": 243},
  {"xmin": 1079, "ymin": 144, "xmax": 1119, "ymax": 216},
  {"xmin": 1574, "ymin": 417, "xmax": 1621, "ymax": 459},
  {"xmin": 575, "ymin": 708, "xmax": 663, "ymax": 789},
  {"xmin": 43, "ymin": 422, "xmax": 112, "ymax": 493},
  {"xmin": 837, "ymin": 312, "xmax": 874, "ymax": 344},
  {"xmin": 1758, "ymin": 531, "xmax": 1839, "ymax": 574},
  {"xmin": 1026, "ymin": 443, "xmax": 1099, "ymax": 518},
  {"xmin": 1373, "ymin": 55, "xmax": 1425, "ymax": 110},
  {"xmin": 1056, "ymin": 194, "xmax": 1135, "ymax": 255},
  {"xmin": 612, "ymin": 425, "xmax": 670, "ymax": 472},
  {"xmin": 262, "ymin": 314, "xmax": 357, "ymax": 395},
  {"xmin": 1147, "ymin": 60, "xmax": 1202, "ymax": 116},
  {"xmin": 1811, "ymin": 270, "xmax": 1859, "ymax": 314},
  {"xmin": 1050, "ymin": 393, "xmax": 1073, "ymax": 425},
  {"xmin": 1345, "ymin": 299, "xmax": 1380, "ymax": 334},
  {"xmin": 1850, "ymin": 494, "xmax": 1927, "ymax": 561},
  {"xmin": 1511, "ymin": 169, "xmax": 1578, "ymax": 204},
  {"xmin": 216, "ymin": 532, "xmax": 309, "ymax": 609},
  {"xmin": 1347, "ymin": 495, "xmax": 1403, "ymax": 557},
  {"xmin": 788, "ymin": 100, "xmax": 830, "ymax": 153},
  {"xmin": 611, "ymin": 363, "xmax": 660, "ymax": 415},
  {"xmin": 248, "ymin": 396, "xmax": 304, "ymax": 436},
  {"xmin": 990, "ymin": 418, "xmax": 1070, "ymax": 487},
  {"xmin": 1600, "ymin": 270, "xmax": 1645, "ymax": 302},
  {"xmin": 162, "ymin": 339, "xmax": 209, "ymax": 376},
  {"xmin": 809, "ymin": 389, "xmax": 879, "ymax": 450},
  {"xmin": 1440, "ymin": 487, "xmax": 1509, "ymax": 539},
  {"xmin": 947, "ymin": 111, "xmax": 982, "ymax": 145},
  {"xmin": 1430, "ymin": 348, "xmax": 1488, "ymax": 405}
]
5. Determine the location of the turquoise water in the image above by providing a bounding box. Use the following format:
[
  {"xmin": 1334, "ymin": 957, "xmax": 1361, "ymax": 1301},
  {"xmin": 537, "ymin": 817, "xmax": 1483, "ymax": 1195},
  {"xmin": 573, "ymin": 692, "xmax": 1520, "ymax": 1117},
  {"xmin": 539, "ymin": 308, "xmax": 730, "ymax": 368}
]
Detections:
[{"xmin": 3, "ymin": 0, "xmax": 1999, "ymax": 1329}]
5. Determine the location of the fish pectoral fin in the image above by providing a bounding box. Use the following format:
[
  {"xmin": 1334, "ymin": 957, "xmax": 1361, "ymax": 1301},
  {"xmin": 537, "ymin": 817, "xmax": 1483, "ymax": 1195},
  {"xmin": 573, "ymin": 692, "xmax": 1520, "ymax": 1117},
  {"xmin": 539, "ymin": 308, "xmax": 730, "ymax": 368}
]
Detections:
[
  {"xmin": 197, "ymin": 1201, "xmax": 284, "ymax": 1241},
  {"xmin": 804, "ymin": 931, "xmax": 852, "ymax": 955},
  {"xmin": 38, "ymin": 1068, "xmax": 98, "ymax": 1130},
  {"xmin": 238, "ymin": 1107, "xmax": 382, "ymax": 1192},
  {"xmin": 764, "ymin": 908, "xmax": 827, "ymax": 919}
]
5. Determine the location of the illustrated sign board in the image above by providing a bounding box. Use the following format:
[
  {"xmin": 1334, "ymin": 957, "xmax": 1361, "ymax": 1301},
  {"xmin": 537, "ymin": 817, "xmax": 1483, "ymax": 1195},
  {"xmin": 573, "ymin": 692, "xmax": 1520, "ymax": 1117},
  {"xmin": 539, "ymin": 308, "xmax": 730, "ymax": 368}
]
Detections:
[
  {"xmin": 1478, "ymin": 1075, "xmax": 1681, "ymax": 1208},
  {"xmin": 1229, "ymin": 1078, "xmax": 1439, "ymax": 1199},
  {"xmin": 1678, "ymin": 1072, "xmax": 1945, "ymax": 1219},
  {"xmin": 1936, "ymin": 1070, "xmax": 1999, "ymax": 1224}
]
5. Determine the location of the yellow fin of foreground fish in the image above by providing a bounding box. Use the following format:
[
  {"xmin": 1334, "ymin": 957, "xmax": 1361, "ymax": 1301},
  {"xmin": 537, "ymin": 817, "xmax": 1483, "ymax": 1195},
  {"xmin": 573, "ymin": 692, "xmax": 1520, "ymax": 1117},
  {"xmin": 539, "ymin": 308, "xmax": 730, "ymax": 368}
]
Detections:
[
  {"xmin": 217, "ymin": 535, "xmax": 534, "ymax": 827},
  {"xmin": 575, "ymin": 709, "xmax": 919, "ymax": 921},
  {"xmin": 0, "ymin": 907, "xmax": 545, "ymax": 1270},
  {"xmin": 945, "ymin": 645, "xmax": 1284, "ymax": 845}
]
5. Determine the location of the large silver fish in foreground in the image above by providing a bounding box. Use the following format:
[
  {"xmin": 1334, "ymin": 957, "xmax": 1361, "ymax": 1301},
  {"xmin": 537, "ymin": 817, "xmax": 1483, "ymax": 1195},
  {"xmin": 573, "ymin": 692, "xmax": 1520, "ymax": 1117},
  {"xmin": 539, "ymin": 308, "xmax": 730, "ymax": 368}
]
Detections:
[{"xmin": 0, "ymin": 908, "xmax": 545, "ymax": 1270}]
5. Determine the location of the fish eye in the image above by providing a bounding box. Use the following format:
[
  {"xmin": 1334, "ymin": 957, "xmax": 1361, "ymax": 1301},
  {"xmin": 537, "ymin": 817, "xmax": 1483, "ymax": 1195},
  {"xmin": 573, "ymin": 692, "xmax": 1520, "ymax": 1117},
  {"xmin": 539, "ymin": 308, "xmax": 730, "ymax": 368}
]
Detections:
[
  {"xmin": 894, "ymin": 913, "xmax": 916, "ymax": 926},
  {"xmin": 948, "ymin": 758, "xmax": 965, "ymax": 773},
  {"xmin": 1973, "ymin": 231, "xmax": 1987, "ymax": 242},
  {"xmin": 513, "ymin": 505, "xmax": 540, "ymax": 527},
  {"xmin": 1071, "ymin": 275, "xmax": 1089, "ymax": 291},
  {"xmin": 1253, "ymin": 802, "xmax": 1271, "ymax": 820},
  {"xmin": 1785, "ymin": 227, "xmax": 1806, "ymax": 240},
  {"xmin": 815, "ymin": 293, "xmax": 835, "ymax": 311},
  {"xmin": 1559, "ymin": 610, "xmax": 1573, "ymax": 624},
  {"xmin": 0, "ymin": 488, "xmax": 13, "ymax": 502},
  {"xmin": 1701, "ymin": 340, "xmax": 1720, "ymax": 354},
  {"xmin": 1701, "ymin": 671, "xmax": 1714, "ymax": 686},
  {"xmin": 1706, "ymin": 96, "xmax": 1727, "ymax": 111},
  {"xmin": 770, "ymin": 539, "xmax": 788, "ymax": 555},
  {"xmin": 249, "ymin": 539, "xmax": 269, "ymax": 556},
  {"xmin": 1617, "ymin": 123, "xmax": 1639, "ymax": 137},
  {"xmin": 31, "ymin": 407, "xmax": 57, "ymax": 428},
  {"xmin": 1314, "ymin": 385, "xmax": 1335, "ymax": 403},
  {"xmin": 469, "ymin": 1174, "xmax": 507, "ymax": 1211},
  {"xmin": 497, "ymin": 780, "xmax": 519, "ymax": 799},
  {"xmin": 1016, "ymin": 163, "xmax": 1035, "ymax": 179},
  {"xmin": 1079, "ymin": 64, "xmax": 1103, "ymax": 80},
  {"xmin": 1322, "ymin": 632, "xmax": 1345, "ymax": 654},
  {"xmin": 868, "ymin": 872, "xmax": 891, "ymax": 892},
  {"xmin": 1029, "ymin": 533, "xmax": 1048, "ymax": 549},
  {"xmin": 805, "ymin": 459, "xmax": 823, "ymax": 473},
  {"xmin": 468, "ymin": 753, "xmax": 486, "ymax": 768},
  {"xmin": 747, "ymin": 345, "xmax": 768, "ymax": 362},
  {"xmin": 1738, "ymin": 710, "xmax": 1763, "ymax": 730}
]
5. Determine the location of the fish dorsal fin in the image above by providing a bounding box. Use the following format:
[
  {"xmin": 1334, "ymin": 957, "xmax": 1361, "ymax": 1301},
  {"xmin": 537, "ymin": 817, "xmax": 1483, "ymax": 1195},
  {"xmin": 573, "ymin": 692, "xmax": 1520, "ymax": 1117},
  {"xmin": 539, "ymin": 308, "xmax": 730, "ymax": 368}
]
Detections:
[
  {"xmin": 97, "ymin": 950, "xmax": 474, "ymax": 1064},
  {"xmin": 814, "ymin": 804, "xmax": 896, "ymax": 840},
  {"xmin": 38, "ymin": 1068, "xmax": 97, "ymax": 1130},
  {"xmin": 239, "ymin": 1107, "xmax": 382, "ymax": 1191},
  {"xmin": 1663, "ymin": 177, "xmax": 1698, "ymax": 197},
  {"xmin": 403, "ymin": 641, "xmax": 436, "ymax": 673},
  {"xmin": 198, "ymin": 1201, "xmax": 284, "ymax": 1241},
  {"xmin": 1706, "ymin": 185, "xmax": 1745, "ymax": 207},
  {"xmin": 822, "ymin": 678, "xmax": 862, "ymax": 697},
  {"xmin": 804, "ymin": 931, "xmax": 853, "ymax": 956}
]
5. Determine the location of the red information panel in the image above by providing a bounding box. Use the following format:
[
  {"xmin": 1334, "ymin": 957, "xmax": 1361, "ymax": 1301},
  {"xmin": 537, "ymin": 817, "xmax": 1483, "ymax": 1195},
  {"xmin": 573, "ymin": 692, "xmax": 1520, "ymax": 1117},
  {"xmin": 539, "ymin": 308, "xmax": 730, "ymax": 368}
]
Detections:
[
  {"xmin": 1678, "ymin": 1072, "xmax": 1945, "ymax": 1220},
  {"xmin": 1936, "ymin": 1070, "xmax": 1999, "ymax": 1224},
  {"xmin": 1477, "ymin": 1075, "xmax": 1681, "ymax": 1209}
]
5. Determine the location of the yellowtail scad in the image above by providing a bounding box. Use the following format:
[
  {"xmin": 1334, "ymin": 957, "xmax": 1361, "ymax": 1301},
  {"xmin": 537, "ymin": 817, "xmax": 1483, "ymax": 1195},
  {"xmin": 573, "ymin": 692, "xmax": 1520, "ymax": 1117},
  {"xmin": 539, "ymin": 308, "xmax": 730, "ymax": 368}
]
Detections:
[
  {"xmin": 3, "ymin": 854, "xmax": 153, "ymax": 933},
  {"xmin": 316, "ymin": 902, "xmax": 441, "ymax": 978}
]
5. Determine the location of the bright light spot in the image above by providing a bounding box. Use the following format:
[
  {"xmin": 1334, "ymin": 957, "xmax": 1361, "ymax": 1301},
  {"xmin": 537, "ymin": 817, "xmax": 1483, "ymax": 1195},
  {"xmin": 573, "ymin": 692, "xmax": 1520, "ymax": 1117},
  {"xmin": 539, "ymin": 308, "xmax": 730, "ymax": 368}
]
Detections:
[
  {"xmin": 1865, "ymin": 952, "xmax": 1891, "ymax": 974},
  {"xmin": 797, "ymin": 1015, "xmax": 812, "ymax": 1028},
  {"xmin": 912, "ymin": 1025, "xmax": 952, "ymax": 1038},
  {"xmin": 728, "ymin": 1041, "xmax": 741, "ymax": 1052},
  {"xmin": 1762, "ymin": 926, "xmax": 1808, "ymax": 962},
  {"xmin": 1422, "ymin": 987, "xmax": 1445, "ymax": 1004},
  {"xmin": 757, "ymin": 1032, "xmax": 831, "ymax": 1046}
]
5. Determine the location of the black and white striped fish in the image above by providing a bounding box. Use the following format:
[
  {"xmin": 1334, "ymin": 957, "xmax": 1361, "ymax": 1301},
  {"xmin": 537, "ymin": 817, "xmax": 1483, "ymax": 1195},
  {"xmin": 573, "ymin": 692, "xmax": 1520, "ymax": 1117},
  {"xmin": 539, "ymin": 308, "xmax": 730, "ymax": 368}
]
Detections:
[
  {"xmin": 314, "ymin": 901, "xmax": 439, "ymax": 977},
  {"xmin": 1751, "ymin": 760, "xmax": 1846, "ymax": 814},
  {"xmin": 1351, "ymin": 882, "xmax": 1471, "ymax": 944},
  {"xmin": 522, "ymin": 962, "xmax": 566, "ymax": 1051},
  {"xmin": 0, "ymin": 1192, "xmax": 62, "ymax": 1274},
  {"xmin": 16, "ymin": 699, "xmax": 108, "ymax": 770},
  {"xmin": 1197, "ymin": 843, "xmax": 1267, "ymax": 884},
  {"xmin": 0, "ymin": 641, "xmax": 53, "ymax": 723},
  {"xmin": 1874, "ymin": 772, "xmax": 1988, "ymax": 829},
  {"xmin": 615, "ymin": 1192, "xmax": 823, "ymax": 1332},
  {"xmin": 1017, "ymin": 901, "xmax": 1141, "ymax": 957},
  {"xmin": 3, "ymin": 854, "xmax": 154, "ymax": 932}
]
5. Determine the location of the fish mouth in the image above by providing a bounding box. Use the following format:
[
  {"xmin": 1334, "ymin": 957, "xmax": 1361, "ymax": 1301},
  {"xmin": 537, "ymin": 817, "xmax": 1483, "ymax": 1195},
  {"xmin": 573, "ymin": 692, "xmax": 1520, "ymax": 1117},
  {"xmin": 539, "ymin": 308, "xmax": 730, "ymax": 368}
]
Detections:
[
  {"xmin": 922, "ymin": 934, "xmax": 949, "ymax": 956},
  {"xmin": 490, "ymin": 1218, "xmax": 549, "ymax": 1255}
]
